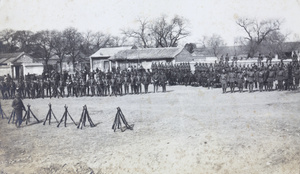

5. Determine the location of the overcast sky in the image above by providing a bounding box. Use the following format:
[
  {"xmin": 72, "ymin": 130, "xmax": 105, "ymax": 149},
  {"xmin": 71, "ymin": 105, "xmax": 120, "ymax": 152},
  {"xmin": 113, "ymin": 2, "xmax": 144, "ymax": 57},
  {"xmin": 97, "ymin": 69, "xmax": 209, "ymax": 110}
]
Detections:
[{"xmin": 0, "ymin": 0, "xmax": 300, "ymax": 46}]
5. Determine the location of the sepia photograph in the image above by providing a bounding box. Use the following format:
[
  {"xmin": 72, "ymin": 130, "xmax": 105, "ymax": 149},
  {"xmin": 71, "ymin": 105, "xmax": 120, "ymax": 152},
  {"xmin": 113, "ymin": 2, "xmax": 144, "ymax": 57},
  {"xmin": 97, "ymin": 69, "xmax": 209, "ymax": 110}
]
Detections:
[{"xmin": 0, "ymin": 0, "xmax": 300, "ymax": 173}]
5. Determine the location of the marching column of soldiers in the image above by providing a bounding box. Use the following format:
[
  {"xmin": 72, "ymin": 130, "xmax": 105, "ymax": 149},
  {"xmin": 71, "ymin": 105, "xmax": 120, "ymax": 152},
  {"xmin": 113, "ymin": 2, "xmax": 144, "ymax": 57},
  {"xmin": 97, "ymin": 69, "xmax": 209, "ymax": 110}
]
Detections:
[{"xmin": 1, "ymin": 54, "xmax": 300, "ymax": 99}]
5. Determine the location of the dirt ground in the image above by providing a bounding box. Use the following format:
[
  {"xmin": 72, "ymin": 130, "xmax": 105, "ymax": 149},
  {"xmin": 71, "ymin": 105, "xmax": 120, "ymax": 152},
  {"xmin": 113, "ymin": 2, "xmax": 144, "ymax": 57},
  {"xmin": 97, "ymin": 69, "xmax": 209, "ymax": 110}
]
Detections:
[{"xmin": 0, "ymin": 86, "xmax": 300, "ymax": 174}]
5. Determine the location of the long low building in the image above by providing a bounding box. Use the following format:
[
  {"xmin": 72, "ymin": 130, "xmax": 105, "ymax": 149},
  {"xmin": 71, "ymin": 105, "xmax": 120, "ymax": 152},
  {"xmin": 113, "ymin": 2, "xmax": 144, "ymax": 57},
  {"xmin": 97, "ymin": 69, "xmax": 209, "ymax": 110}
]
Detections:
[{"xmin": 90, "ymin": 46, "xmax": 194, "ymax": 72}]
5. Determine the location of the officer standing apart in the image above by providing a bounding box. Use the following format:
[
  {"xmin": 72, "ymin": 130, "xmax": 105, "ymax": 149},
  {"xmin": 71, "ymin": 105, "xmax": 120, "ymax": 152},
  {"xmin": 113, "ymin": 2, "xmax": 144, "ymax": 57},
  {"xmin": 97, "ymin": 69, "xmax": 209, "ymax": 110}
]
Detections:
[{"xmin": 12, "ymin": 93, "xmax": 26, "ymax": 128}]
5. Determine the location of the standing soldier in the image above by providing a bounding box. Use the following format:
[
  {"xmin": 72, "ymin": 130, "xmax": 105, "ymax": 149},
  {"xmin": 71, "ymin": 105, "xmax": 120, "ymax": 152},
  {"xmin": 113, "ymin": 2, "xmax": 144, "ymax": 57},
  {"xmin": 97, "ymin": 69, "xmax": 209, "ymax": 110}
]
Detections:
[
  {"xmin": 276, "ymin": 67, "xmax": 285, "ymax": 91},
  {"xmin": 236, "ymin": 70, "xmax": 244, "ymax": 93},
  {"xmin": 39, "ymin": 79, "xmax": 46, "ymax": 99},
  {"xmin": 142, "ymin": 73, "xmax": 151, "ymax": 93},
  {"xmin": 159, "ymin": 71, "xmax": 167, "ymax": 92},
  {"xmin": 30, "ymin": 79, "xmax": 37, "ymax": 99},
  {"xmin": 96, "ymin": 77, "xmax": 103, "ymax": 96},
  {"xmin": 135, "ymin": 73, "xmax": 142, "ymax": 94},
  {"xmin": 10, "ymin": 80, "xmax": 16, "ymax": 98},
  {"xmin": 247, "ymin": 68, "xmax": 255, "ymax": 93},
  {"xmin": 51, "ymin": 79, "xmax": 58, "ymax": 98},
  {"xmin": 130, "ymin": 74, "xmax": 135, "ymax": 94},
  {"xmin": 66, "ymin": 76, "xmax": 73, "ymax": 97},
  {"xmin": 267, "ymin": 66, "xmax": 276, "ymax": 91},
  {"xmin": 123, "ymin": 74, "xmax": 130, "ymax": 95},
  {"xmin": 58, "ymin": 78, "xmax": 65, "ymax": 97},
  {"xmin": 110, "ymin": 75, "xmax": 116, "ymax": 96},
  {"xmin": 228, "ymin": 69, "xmax": 236, "ymax": 93},
  {"xmin": 72, "ymin": 78, "xmax": 79, "ymax": 97},
  {"xmin": 12, "ymin": 93, "xmax": 26, "ymax": 128},
  {"xmin": 88, "ymin": 76, "xmax": 96, "ymax": 97},
  {"xmin": 258, "ymin": 68, "xmax": 265, "ymax": 92},
  {"xmin": 220, "ymin": 69, "xmax": 228, "ymax": 94},
  {"xmin": 294, "ymin": 66, "xmax": 300, "ymax": 89},
  {"xmin": 46, "ymin": 78, "xmax": 52, "ymax": 98},
  {"xmin": 80, "ymin": 77, "xmax": 86, "ymax": 96},
  {"xmin": 152, "ymin": 72, "xmax": 159, "ymax": 93},
  {"xmin": 103, "ymin": 76, "xmax": 110, "ymax": 96},
  {"xmin": 116, "ymin": 74, "xmax": 123, "ymax": 95}
]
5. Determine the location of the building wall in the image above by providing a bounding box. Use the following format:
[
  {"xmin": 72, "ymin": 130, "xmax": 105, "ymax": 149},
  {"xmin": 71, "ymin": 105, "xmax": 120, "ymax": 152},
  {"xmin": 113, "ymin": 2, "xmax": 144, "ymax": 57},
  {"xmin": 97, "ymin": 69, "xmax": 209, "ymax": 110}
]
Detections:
[
  {"xmin": 91, "ymin": 57, "xmax": 110, "ymax": 72},
  {"xmin": 174, "ymin": 49, "xmax": 194, "ymax": 62},
  {"xmin": 15, "ymin": 54, "xmax": 34, "ymax": 63},
  {"xmin": 23, "ymin": 63, "xmax": 44, "ymax": 76},
  {"xmin": 62, "ymin": 62, "xmax": 74, "ymax": 73},
  {"xmin": 0, "ymin": 65, "xmax": 11, "ymax": 77}
]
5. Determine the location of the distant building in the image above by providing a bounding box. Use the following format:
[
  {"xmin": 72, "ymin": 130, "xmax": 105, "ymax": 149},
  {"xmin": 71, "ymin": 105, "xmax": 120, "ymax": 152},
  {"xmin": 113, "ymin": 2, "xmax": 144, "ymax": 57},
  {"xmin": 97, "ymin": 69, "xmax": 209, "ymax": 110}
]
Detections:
[
  {"xmin": 90, "ymin": 46, "xmax": 134, "ymax": 72},
  {"xmin": 0, "ymin": 52, "xmax": 43, "ymax": 79},
  {"xmin": 109, "ymin": 47, "xmax": 194, "ymax": 70}
]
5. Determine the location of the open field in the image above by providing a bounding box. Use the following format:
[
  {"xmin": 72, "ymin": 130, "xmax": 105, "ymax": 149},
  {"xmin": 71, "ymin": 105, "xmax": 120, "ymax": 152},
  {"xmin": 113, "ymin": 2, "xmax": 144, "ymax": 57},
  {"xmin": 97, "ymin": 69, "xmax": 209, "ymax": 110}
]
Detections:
[{"xmin": 0, "ymin": 86, "xmax": 300, "ymax": 174}]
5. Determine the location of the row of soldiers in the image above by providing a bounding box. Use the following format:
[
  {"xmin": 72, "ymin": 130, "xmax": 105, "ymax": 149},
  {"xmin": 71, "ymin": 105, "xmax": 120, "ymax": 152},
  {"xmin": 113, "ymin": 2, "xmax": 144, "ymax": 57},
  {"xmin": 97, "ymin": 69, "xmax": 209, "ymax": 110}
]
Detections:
[
  {"xmin": 151, "ymin": 61, "xmax": 300, "ymax": 93},
  {"xmin": 0, "ymin": 69, "xmax": 168, "ymax": 99},
  {"xmin": 1, "ymin": 61, "xmax": 300, "ymax": 99}
]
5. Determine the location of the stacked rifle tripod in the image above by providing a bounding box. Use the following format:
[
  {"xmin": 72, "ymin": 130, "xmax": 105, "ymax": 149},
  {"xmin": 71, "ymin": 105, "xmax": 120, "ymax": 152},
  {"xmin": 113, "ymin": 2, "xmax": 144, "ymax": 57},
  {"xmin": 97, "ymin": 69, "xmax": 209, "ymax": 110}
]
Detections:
[{"xmin": 112, "ymin": 107, "xmax": 134, "ymax": 132}]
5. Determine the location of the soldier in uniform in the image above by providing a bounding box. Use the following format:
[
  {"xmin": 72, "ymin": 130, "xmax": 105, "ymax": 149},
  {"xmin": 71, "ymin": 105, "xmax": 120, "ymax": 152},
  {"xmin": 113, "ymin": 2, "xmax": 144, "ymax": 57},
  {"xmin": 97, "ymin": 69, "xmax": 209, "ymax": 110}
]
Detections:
[
  {"xmin": 123, "ymin": 74, "xmax": 130, "ymax": 95},
  {"xmin": 294, "ymin": 66, "xmax": 300, "ymax": 89},
  {"xmin": 58, "ymin": 78, "xmax": 65, "ymax": 97},
  {"xmin": 66, "ymin": 76, "xmax": 73, "ymax": 97},
  {"xmin": 142, "ymin": 73, "xmax": 151, "ymax": 93},
  {"xmin": 159, "ymin": 71, "xmax": 167, "ymax": 92},
  {"xmin": 135, "ymin": 73, "xmax": 142, "ymax": 94},
  {"xmin": 247, "ymin": 68, "xmax": 255, "ymax": 93},
  {"xmin": 115, "ymin": 74, "xmax": 123, "ymax": 96},
  {"xmin": 152, "ymin": 72, "xmax": 159, "ymax": 93},
  {"xmin": 276, "ymin": 67, "xmax": 285, "ymax": 91},
  {"xmin": 267, "ymin": 66, "xmax": 276, "ymax": 91},
  {"xmin": 80, "ymin": 77, "xmax": 86, "ymax": 96},
  {"xmin": 130, "ymin": 74, "xmax": 136, "ymax": 94},
  {"xmin": 96, "ymin": 76, "xmax": 103, "ymax": 96},
  {"xmin": 88, "ymin": 76, "xmax": 96, "ymax": 96},
  {"xmin": 12, "ymin": 93, "xmax": 26, "ymax": 128},
  {"xmin": 38, "ymin": 79, "xmax": 46, "ymax": 99},
  {"xmin": 72, "ymin": 78, "xmax": 79, "ymax": 97},
  {"xmin": 220, "ymin": 69, "xmax": 228, "ymax": 93},
  {"xmin": 228, "ymin": 69, "xmax": 236, "ymax": 93},
  {"xmin": 46, "ymin": 78, "xmax": 52, "ymax": 98},
  {"xmin": 103, "ymin": 76, "xmax": 110, "ymax": 96},
  {"xmin": 10, "ymin": 80, "xmax": 16, "ymax": 98},
  {"xmin": 30, "ymin": 79, "xmax": 38, "ymax": 99},
  {"xmin": 257, "ymin": 68, "xmax": 265, "ymax": 92},
  {"xmin": 236, "ymin": 70, "xmax": 244, "ymax": 92},
  {"xmin": 110, "ymin": 75, "xmax": 117, "ymax": 96}
]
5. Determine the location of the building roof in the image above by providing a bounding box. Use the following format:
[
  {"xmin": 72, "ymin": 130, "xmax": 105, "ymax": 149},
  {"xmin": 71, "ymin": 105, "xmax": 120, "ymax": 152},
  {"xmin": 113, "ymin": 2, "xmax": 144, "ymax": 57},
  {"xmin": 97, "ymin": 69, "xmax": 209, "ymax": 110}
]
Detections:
[
  {"xmin": 110, "ymin": 47, "xmax": 185, "ymax": 60},
  {"xmin": 0, "ymin": 52, "xmax": 26, "ymax": 64},
  {"xmin": 90, "ymin": 46, "xmax": 133, "ymax": 58}
]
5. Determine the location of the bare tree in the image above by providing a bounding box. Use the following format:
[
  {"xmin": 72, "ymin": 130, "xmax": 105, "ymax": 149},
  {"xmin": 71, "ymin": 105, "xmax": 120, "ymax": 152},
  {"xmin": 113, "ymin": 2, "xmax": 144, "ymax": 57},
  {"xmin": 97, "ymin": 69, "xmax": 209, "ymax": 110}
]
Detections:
[
  {"xmin": 92, "ymin": 32, "xmax": 111, "ymax": 50},
  {"xmin": 122, "ymin": 18, "xmax": 153, "ymax": 48},
  {"xmin": 31, "ymin": 30, "xmax": 55, "ymax": 68},
  {"xmin": 199, "ymin": 34, "xmax": 226, "ymax": 57},
  {"xmin": 0, "ymin": 29, "xmax": 18, "ymax": 52},
  {"xmin": 261, "ymin": 31, "xmax": 288, "ymax": 58},
  {"xmin": 63, "ymin": 27, "xmax": 83, "ymax": 71},
  {"xmin": 52, "ymin": 30, "xmax": 68, "ymax": 73},
  {"xmin": 107, "ymin": 35, "xmax": 128, "ymax": 47},
  {"xmin": 236, "ymin": 17, "xmax": 282, "ymax": 57},
  {"xmin": 150, "ymin": 15, "xmax": 190, "ymax": 47},
  {"xmin": 13, "ymin": 30, "xmax": 34, "ymax": 53}
]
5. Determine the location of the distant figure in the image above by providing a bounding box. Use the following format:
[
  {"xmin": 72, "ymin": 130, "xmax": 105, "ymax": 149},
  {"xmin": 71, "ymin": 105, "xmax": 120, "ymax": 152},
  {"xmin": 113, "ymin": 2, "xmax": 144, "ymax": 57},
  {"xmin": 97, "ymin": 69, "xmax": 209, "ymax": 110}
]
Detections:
[{"xmin": 12, "ymin": 93, "xmax": 26, "ymax": 128}]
